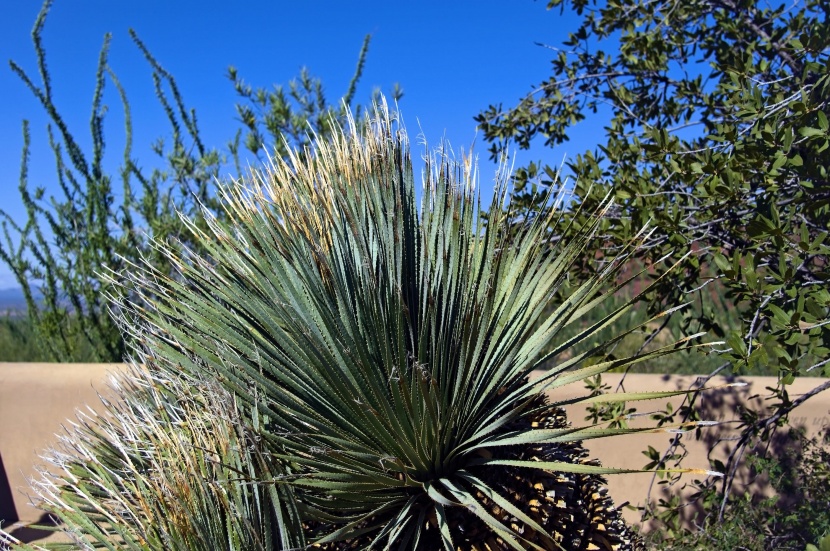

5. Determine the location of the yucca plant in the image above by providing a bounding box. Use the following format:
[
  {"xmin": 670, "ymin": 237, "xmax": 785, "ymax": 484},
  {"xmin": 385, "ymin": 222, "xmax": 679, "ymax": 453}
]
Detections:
[{"xmin": 5, "ymin": 101, "xmax": 722, "ymax": 550}]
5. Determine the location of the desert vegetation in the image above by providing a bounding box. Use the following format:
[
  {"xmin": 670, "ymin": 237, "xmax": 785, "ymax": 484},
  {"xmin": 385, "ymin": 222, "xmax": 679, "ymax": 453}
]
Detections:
[{"xmin": 1, "ymin": 0, "xmax": 828, "ymax": 548}]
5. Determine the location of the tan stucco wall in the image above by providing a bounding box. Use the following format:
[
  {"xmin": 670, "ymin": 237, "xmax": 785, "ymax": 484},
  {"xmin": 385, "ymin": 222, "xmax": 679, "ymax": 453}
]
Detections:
[
  {"xmin": 1, "ymin": 363, "xmax": 126, "ymax": 528},
  {"xmin": 1, "ymin": 363, "xmax": 828, "ymax": 534}
]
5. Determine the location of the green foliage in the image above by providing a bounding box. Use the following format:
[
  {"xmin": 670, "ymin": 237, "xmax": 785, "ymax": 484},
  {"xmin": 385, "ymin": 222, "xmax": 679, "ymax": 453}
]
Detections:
[
  {"xmin": 547, "ymin": 268, "xmax": 743, "ymax": 377},
  {"xmin": 25, "ymin": 104, "xmax": 716, "ymax": 549},
  {"xmin": 0, "ymin": 314, "xmax": 96, "ymax": 362},
  {"xmin": 644, "ymin": 429, "xmax": 830, "ymax": 550},
  {"xmin": 807, "ymin": 534, "xmax": 830, "ymax": 551},
  {"xmin": 0, "ymin": 316, "xmax": 40, "ymax": 362},
  {"xmin": 476, "ymin": 0, "xmax": 830, "ymax": 508},
  {"xmin": 0, "ymin": 0, "xmax": 394, "ymax": 363},
  {"xmin": 227, "ymin": 34, "xmax": 403, "ymax": 165},
  {"xmin": 0, "ymin": 0, "xmax": 221, "ymax": 362}
]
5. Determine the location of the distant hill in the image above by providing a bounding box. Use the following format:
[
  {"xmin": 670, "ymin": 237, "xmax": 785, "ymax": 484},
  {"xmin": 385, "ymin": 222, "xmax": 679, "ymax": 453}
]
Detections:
[{"xmin": 0, "ymin": 287, "xmax": 40, "ymax": 313}]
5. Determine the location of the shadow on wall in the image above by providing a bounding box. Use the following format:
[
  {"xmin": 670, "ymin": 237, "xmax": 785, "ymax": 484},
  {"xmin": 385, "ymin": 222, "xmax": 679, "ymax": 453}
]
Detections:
[
  {"xmin": 550, "ymin": 372, "xmax": 830, "ymax": 531},
  {"xmin": 668, "ymin": 377, "xmax": 821, "ymax": 529},
  {"xmin": 0, "ymin": 451, "xmax": 59, "ymax": 545},
  {"xmin": 3, "ymin": 514, "xmax": 61, "ymax": 544},
  {"xmin": 627, "ymin": 376, "xmax": 830, "ymax": 530},
  {"xmin": 0, "ymin": 451, "xmax": 17, "ymax": 524}
]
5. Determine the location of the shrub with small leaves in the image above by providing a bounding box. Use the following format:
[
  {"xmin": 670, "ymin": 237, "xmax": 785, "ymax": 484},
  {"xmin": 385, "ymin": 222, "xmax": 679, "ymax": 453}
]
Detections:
[{"xmin": 476, "ymin": 0, "xmax": 830, "ymax": 512}]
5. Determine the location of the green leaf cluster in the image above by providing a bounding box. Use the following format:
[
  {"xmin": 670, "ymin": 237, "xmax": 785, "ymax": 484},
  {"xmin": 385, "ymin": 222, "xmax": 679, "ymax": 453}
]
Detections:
[{"xmin": 475, "ymin": 0, "xmax": 829, "ymax": 516}]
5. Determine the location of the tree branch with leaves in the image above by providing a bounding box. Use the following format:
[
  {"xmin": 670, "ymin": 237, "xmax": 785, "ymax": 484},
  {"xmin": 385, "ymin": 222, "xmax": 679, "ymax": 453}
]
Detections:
[{"xmin": 476, "ymin": 0, "xmax": 829, "ymax": 525}]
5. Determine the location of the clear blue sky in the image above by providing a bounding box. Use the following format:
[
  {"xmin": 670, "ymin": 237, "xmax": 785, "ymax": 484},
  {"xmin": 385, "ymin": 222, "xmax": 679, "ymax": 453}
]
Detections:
[{"xmin": 0, "ymin": 0, "xmax": 602, "ymax": 290}]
